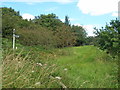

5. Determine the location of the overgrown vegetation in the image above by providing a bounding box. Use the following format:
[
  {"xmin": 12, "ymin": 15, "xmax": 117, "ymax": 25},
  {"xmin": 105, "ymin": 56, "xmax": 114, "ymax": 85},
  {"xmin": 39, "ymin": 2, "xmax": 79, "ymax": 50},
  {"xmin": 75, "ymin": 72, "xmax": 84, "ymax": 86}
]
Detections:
[
  {"xmin": 2, "ymin": 7, "xmax": 87, "ymax": 48},
  {"xmin": 3, "ymin": 49, "xmax": 66, "ymax": 88},
  {"xmin": 2, "ymin": 45, "xmax": 118, "ymax": 88},
  {"xmin": 1, "ymin": 7, "xmax": 119, "ymax": 88}
]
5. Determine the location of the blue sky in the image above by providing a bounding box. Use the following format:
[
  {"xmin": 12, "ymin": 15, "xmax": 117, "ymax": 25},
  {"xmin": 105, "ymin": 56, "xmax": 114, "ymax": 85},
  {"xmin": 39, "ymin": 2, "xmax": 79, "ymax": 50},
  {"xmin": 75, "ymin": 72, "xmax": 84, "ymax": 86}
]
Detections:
[{"xmin": 0, "ymin": 0, "xmax": 119, "ymax": 36}]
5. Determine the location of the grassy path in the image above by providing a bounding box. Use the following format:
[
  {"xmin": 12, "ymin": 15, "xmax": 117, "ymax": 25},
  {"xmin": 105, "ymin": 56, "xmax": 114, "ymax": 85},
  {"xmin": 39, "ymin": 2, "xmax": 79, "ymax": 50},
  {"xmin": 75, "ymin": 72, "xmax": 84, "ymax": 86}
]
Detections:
[{"xmin": 53, "ymin": 46, "xmax": 118, "ymax": 88}]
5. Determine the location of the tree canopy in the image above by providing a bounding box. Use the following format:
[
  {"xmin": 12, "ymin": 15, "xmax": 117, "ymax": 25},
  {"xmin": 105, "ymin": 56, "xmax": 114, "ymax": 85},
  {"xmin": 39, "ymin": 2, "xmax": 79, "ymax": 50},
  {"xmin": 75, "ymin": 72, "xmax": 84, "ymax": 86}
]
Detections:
[{"xmin": 94, "ymin": 19, "xmax": 120, "ymax": 57}]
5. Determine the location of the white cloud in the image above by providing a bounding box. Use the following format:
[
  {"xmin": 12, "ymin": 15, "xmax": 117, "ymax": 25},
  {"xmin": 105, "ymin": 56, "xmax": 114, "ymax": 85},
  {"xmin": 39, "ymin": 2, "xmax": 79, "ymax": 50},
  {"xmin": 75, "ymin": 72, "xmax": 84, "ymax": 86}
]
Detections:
[
  {"xmin": 112, "ymin": 12, "xmax": 118, "ymax": 17},
  {"xmin": 83, "ymin": 25, "xmax": 95, "ymax": 36},
  {"xmin": 77, "ymin": 0, "xmax": 119, "ymax": 16},
  {"xmin": 60, "ymin": 19, "xmax": 64, "ymax": 22},
  {"xmin": 74, "ymin": 23, "xmax": 82, "ymax": 26},
  {"xmin": 1, "ymin": 0, "xmax": 77, "ymax": 3},
  {"xmin": 74, "ymin": 23, "xmax": 102, "ymax": 36},
  {"xmin": 45, "ymin": 7, "xmax": 57, "ymax": 12},
  {"xmin": 22, "ymin": 13, "xmax": 35, "ymax": 20}
]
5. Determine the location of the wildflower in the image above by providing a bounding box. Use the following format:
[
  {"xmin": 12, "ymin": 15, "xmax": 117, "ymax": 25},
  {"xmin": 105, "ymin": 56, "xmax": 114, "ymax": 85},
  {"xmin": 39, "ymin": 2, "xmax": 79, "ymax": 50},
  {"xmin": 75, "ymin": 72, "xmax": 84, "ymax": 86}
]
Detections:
[
  {"xmin": 32, "ymin": 71, "xmax": 34, "ymax": 73},
  {"xmin": 55, "ymin": 76, "xmax": 61, "ymax": 80},
  {"xmin": 82, "ymin": 81, "xmax": 89, "ymax": 84},
  {"xmin": 35, "ymin": 82, "xmax": 41, "ymax": 85},
  {"xmin": 64, "ymin": 68, "xmax": 68, "ymax": 71},
  {"xmin": 80, "ymin": 85, "xmax": 83, "ymax": 87},
  {"xmin": 36, "ymin": 63, "xmax": 42, "ymax": 66}
]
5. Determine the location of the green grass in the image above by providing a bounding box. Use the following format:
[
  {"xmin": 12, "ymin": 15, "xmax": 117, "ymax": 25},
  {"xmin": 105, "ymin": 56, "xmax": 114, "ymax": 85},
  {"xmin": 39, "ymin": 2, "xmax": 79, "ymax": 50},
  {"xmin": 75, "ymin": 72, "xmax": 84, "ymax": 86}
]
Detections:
[
  {"xmin": 51, "ymin": 46, "xmax": 118, "ymax": 88},
  {"xmin": 2, "ymin": 42, "xmax": 118, "ymax": 88}
]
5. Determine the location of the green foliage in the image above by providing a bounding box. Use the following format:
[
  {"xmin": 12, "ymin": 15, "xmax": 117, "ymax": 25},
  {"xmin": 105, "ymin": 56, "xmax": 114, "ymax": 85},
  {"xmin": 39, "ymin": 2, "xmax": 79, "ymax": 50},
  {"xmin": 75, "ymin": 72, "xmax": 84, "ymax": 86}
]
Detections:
[
  {"xmin": 71, "ymin": 25, "xmax": 87, "ymax": 46},
  {"xmin": 55, "ymin": 24, "xmax": 76, "ymax": 48},
  {"xmin": 2, "ymin": 45, "xmax": 118, "ymax": 88},
  {"xmin": 94, "ymin": 19, "xmax": 120, "ymax": 57},
  {"xmin": 2, "ymin": 38, "xmax": 12, "ymax": 49},
  {"xmin": 2, "ymin": 7, "xmax": 118, "ymax": 88},
  {"xmin": 17, "ymin": 27, "xmax": 57, "ymax": 48},
  {"xmin": 2, "ymin": 49, "xmax": 64, "ymax": 88},
  {"xmin": 0, "ymin": 8, "xmax": 2, "ymax": 33},
  {"xmin": 53, "ymin": 46, "xmax": 118, "ymax": 88},
  {"xmin": 2, "ymin": 7, "xmax": 87, "ymax": 48},
  {"xmin": 2, "ymin": 7, "xmax": 22, "ymax": 38},
  {"xmin": 33, "ymin": 13, "xmax": 63, "ymax": 31},
  {"xmin": 85, "ymin": 36, "xmax": 96, "ymax": 45}
]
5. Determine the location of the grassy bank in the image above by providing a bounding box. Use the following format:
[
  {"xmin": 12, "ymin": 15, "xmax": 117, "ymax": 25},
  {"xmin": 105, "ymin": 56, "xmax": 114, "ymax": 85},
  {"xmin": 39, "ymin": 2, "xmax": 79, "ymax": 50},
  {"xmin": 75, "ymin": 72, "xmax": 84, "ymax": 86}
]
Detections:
[
  {"xmin": 53, "ymin": 46, "xmax": 118, "ymax": 88},
  {"xmin": 2, "ymin": 45, "xmax": 118, "ymax": 88}
]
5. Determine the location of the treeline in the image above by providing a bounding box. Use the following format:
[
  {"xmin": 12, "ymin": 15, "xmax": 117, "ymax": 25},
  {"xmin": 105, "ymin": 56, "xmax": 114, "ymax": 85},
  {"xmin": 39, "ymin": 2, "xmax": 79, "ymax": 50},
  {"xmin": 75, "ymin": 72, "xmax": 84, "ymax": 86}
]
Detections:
[
  {"xmin": 2, "ymin": 7, "xmax": 87, "ymax": 48},
  {"xmin": 94, "ymin": 19, "xmax": 120, "ymax": 57},
  {"xmin": 2, "ymin": 7, "xmax": 119, "ymax": 57}
]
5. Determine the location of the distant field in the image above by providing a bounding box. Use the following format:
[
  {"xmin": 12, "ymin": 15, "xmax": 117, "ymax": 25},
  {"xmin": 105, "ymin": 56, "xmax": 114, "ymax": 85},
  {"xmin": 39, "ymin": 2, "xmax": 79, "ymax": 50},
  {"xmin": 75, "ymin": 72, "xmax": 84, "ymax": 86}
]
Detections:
[{"xmin": 2, "ymin": 45, "xmax": 118, "ymax": 88}]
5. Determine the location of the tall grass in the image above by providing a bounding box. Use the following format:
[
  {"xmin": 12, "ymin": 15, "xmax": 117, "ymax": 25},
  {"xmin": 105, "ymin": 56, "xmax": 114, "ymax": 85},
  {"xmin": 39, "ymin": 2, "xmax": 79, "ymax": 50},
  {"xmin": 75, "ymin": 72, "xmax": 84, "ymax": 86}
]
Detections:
[
  {"xmin": 53, "ymin": 46, "xmax": 118, "ymax": 88},
  {"xmin": 2, "ymin": 46, "xmax": 118, "ymax": 88},
  {"xmin": 2, "ymin": 49, "xmax": 67, "ymax": 88}
]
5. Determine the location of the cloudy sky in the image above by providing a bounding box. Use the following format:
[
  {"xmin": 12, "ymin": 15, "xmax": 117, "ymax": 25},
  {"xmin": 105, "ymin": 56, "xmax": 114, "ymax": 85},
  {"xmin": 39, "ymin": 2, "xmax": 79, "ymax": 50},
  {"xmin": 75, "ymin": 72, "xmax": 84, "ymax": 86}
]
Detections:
[{"xmin": 0, "ymin": 0, "xmax": 119, "ymax": 36}]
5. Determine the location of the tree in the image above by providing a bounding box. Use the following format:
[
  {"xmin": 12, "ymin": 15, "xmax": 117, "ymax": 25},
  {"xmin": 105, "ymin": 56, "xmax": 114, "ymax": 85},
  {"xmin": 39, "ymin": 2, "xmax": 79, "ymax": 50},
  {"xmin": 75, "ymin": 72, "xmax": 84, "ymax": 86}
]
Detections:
[
  {"xmin": 33, "ymin": 13, "xmax": 63, "ymax": 31},
  {"xmin": 94, "ymin": 19, "xmax": 120, "ymax": 57},
  {"xmin": 2, "ymin": 7, "xmax": 84, "ymax": 48},
  {"xmin": 71, "ymin": 25, "xmax": 87, "ymax": 46},
  {"xmin": 64, "ymin": 16, "xmax": 70, "ymax": 26},
  {"xmin": 55, "ymin": 24, "xmax": 76, "ymax": 48},
  {"xmin": 2, "ymin": 7, "xmax": 22, "ymax": 38},
  {"xmin": 85, "ymin": 36, "xmax": 96, "ymax": 45}
]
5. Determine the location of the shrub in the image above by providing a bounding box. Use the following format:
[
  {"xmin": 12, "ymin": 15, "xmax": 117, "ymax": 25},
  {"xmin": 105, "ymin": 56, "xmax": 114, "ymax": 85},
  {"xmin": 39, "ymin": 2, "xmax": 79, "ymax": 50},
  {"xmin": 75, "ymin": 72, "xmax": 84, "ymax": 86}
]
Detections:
[{"xmin": 17, "ymin": 27, "xmax": 57, "ymax": 48}]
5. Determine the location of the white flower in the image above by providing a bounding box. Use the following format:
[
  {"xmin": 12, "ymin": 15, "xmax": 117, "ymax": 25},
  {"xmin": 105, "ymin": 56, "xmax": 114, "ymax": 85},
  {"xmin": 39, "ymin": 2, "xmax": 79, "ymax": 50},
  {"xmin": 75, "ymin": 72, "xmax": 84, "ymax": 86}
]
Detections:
[
  {"xmin": 32, "ymin": 71, "xmax": 34, "ymax": 73},
  {"xmin": 35, "ymin": 82, "xmax": 41, "ymax": 85},
  {"xmin": 55, "ymin": 76, "xmax": 61, "ymax": 80},
  {"xmin": 36, "ymin": 63, "xmax": 42, "ymax": 66},
  {"xmin": 64, "ymin": 68, "xmax": 68, "ymax": 71},
  {"xmin": 80, "ymin": 85, "xmax": 83, "ymax": 87},
  {"xmin": 83, "ymin": 81, "xmax": 89, "ymax": 84}
]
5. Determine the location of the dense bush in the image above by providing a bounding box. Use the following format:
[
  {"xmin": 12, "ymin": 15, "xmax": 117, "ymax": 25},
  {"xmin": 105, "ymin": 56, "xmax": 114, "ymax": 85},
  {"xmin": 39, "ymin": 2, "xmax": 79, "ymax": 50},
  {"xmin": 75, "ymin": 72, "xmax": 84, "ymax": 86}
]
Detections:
[
  {"xmin": 71, "ymin": 25, "xmax": 87, "ymax": 46},
  {"xmin": 55, "ymin": 24, "xmax": 76, "ymax": 48},
  {"xmin": 85, "ymin": 36, "xmax": 97, "ymax": 45},
  {"xmin": 94, "ymin": 19, "xmax": 120, "ymax": 57},
  {"xmin": 2, "ymin": 7, "xmax": 22, "ymax": 38},
  {"xmin": 2, "ymin": 7, "xmax": 87, "ymax": 48},
  {"xmin": 17, "ymin": 27, "xmax": 57, "ymax": 48}
]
